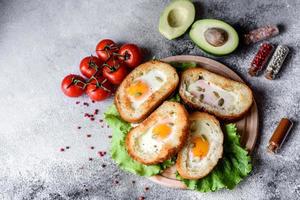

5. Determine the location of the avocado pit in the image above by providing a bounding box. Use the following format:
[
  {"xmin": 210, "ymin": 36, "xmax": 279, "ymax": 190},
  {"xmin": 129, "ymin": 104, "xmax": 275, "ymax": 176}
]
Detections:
[{"xmin": 204, "ymin": 28, "xmax": 228, "ymax": 47}]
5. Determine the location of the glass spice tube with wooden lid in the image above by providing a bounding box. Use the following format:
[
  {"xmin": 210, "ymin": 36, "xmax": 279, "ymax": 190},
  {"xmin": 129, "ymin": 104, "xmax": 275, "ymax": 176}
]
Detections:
[{"xmin": 267, "ymin": 118, "xmax": 293, "ymax": 153}]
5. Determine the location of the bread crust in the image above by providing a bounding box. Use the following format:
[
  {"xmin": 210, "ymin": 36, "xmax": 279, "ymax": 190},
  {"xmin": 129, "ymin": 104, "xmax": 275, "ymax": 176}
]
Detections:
[
  {"xmin": 125, "ymin": 101, "xmax": 189, "ymax": 165},
  {"xmin": 115, "ymin": 60, "xmax": 179, "ymax": 123},
  {"xmin": 176, "ymin": 112, "xmax": 224, "ymax": 179},
  {"xmin": 179, "ymin": 68, "xmax": 253, "ymax": 121}
]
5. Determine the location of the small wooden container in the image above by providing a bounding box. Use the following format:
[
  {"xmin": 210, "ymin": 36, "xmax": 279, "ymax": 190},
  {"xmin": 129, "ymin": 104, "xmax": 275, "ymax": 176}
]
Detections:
[{"xmin": 267, "ymin": 118, "xmax": 293, "ymax": 153}]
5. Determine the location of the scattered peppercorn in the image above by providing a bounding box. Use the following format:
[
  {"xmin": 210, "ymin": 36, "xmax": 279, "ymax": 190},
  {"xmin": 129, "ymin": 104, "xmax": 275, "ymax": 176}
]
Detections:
[{"xmin": 98, "ymin": 151, "xmax": 107, "ymax": 157}]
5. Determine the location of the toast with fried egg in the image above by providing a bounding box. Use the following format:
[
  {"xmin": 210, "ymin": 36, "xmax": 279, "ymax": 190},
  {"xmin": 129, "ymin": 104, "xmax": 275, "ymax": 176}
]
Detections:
[
  {"xmin": 179, "ymin": 68, "xmax": 253, "ymax": 120},
  {"xmin": 126, "ymin": 101, "xmax": 189, "ymax": 165},
  {"xmin": 176, "ymin": 112, "xmax": 223, "ymax": 179},
  {"xmin": 115, "ymin": 60, "xmax": 179, "ymax": 123}
]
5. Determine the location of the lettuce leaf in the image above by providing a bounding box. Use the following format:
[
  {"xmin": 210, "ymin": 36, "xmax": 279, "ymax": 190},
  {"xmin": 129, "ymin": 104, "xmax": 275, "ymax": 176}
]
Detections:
[
  {"xmin": 176, "ymin": 124, "xmax": 252, "ymax": 192},
  {"xmin": 168, "ymin": 93, "xmax": 181, "ymax": 103},
  {"xmin": 170, "ymin": 61, "xmax": 197, "ymax": 71},
  {"xmin": 104, "ymin": 105, "xmax": 174, "ymax": 176}
]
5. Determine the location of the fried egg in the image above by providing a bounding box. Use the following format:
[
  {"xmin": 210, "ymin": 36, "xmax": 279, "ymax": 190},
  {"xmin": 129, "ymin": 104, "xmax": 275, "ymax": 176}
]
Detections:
[
  {"xmin": 176, "ymin": 112, "xmax": 223, "ymax": 179},
  {"xmin": 115, "ymin": 60, "xmax": 179, "ymax": 123},
  {"xmin": 126, "ymin": 101, "xmax": 188, "ymax": 165},
  {"xmin": 138, "ymin": 119, "xmax": 175, "ymax": 155},
  {"xmin": 126, "ymin": 70, "xmax": 167, "ymax": 109}
]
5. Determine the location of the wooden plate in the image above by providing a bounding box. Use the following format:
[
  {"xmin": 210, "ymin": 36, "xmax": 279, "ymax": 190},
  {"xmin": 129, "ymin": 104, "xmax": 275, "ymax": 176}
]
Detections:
[{"xmin": 148, "ymin": 55, "xmax": 259, "ymax": 189}]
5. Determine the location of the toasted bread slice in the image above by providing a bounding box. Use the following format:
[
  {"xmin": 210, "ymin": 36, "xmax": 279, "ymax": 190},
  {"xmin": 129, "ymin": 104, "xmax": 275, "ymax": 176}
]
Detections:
[
  {"xmin": 126, "ymin": 101, "xmax": 189, "ymax": 165},
  {"xmin": 179, "ymin": 68, "xmax": 253, "ymax": 120},
  {"xmin": 115, "ymin": 60, "xmax": 179, "ymax": 123},
  {"xmin": 176, "ymin": 112, "xmax": 223, "ymax": 179}
]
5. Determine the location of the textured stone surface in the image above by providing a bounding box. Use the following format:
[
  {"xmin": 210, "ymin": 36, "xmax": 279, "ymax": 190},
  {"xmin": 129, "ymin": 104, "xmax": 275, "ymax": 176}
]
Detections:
[{"xmin": 0, "ymin": 0, "xmax": 299, "ymax": 199}]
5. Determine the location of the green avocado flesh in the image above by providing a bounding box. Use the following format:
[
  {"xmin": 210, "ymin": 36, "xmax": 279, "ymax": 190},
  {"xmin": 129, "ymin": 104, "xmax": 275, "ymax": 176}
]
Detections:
[
  {"xmin": 159, "ymin": 0, "xmax": 195, "ymax": 40},
  {"xmin": 189, "ymin": 19, "xmax": 239, "ymax": 56}
]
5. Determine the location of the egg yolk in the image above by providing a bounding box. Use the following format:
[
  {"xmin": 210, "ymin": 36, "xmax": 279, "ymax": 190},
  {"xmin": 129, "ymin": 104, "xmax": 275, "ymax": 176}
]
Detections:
[
  {"xmin": 127, "ymin": 80, "xmax": 149, "ymax": 99},
  {"xmin": 191, "ymin": 136, "xmax": 209, "ymax": 158},
  {"xmin": 152, "ymin": 124, "xmax": 171, "ymax": 139}
]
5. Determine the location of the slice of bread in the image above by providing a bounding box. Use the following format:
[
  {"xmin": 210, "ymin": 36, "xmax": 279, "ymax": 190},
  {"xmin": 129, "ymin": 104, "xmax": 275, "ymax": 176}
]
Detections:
[
  {"xmin": 126, "ymin": 101, "xmax": 189, "ymax": 165},
  {"xmin": 115, "ymin": 60, "xmax": 179, "ymax": 123},
  {"xmin": 179, "ymin": 68, "xmax": 253, "ymax": 120},
  {"xmin": 176, "ymin": 112, "xmax": 223, "ymax": 180}
]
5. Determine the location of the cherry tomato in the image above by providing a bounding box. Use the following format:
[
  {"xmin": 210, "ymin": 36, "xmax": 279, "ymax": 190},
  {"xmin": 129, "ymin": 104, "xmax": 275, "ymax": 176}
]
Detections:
[
  {"xmin": 86, "ymin": 77, "xmax": 112, "ymax": 101},
  {"xmin": 102, "ymin": 58, "xmax": 128, "ymax": 85},
  {"xmin": 118, "ymin": 44, "xmax": 142, "ymax": 68},
  {"xmin": 95, "ymin": 39, "xmax": 119, "ymax": 61},
  {"xmin": 61, "ymin": 74, "xmax": 86, "ymax": 97},
  {"xmin": 79, "ymin": 56, "xmax": 103, "ymax": 78}
]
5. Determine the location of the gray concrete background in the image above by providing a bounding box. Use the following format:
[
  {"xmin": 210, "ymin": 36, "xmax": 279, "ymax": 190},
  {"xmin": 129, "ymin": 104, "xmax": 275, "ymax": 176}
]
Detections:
[{"xmin": 0, "ymin": 0, "xmax": 299, "ymax": 199}]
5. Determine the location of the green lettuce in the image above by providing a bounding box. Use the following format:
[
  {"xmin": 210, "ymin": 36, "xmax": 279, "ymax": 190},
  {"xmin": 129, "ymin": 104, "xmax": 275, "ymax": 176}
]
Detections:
[
  {"xmin": 168, "ymin": 93, "xmax": 181, "ymax": 103},
  {"xmin": 104, "ymin": 105, "xmax": 174, "ymax": 176},
  {"xmin": 176, "ymin": 124, "xmax": 252, "ymax": 192},
  {"xmin": 170, "ymin": 61, "xmax": 197, "ymax": 71}
]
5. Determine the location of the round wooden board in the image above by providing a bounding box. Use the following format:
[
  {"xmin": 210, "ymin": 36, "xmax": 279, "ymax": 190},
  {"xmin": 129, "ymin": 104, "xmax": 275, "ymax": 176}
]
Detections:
[{"xmin": 148, "ymin": 55, "xmax": 259, "ymax": 189}]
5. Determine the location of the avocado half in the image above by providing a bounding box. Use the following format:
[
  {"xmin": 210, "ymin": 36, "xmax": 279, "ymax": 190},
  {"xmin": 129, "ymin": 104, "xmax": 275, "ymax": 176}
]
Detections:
[
  {"xmin": 159, "ymin": 0, "xmax": 195, "ymax": 40},
  {"xmin": 189, "ymin": 19, "xmax": 239, "ymax": 56}
]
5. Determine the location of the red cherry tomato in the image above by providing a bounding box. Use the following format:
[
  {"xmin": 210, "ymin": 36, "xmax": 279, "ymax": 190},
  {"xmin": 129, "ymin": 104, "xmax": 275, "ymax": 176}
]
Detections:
[
  {"xmin": 118, "ymin": 44, "xmax": 142, "ymax": 68},
  {"xmin": 102, "ymin": 58, "xmax": 128, "ymax": 85},
  {"xmin": 61, "ymin": 74, "xmax": 86, "ymax": 97},
  {"xmin": 86, "ymin": 77, "xmax": 112, "ymax": 101},
  {"xmin": 95, "ymin": 39, "xmax": 119, "ymax": 61},
  {"xmin": 79, "ymin": 56, "xmax": 103, "ymax": 78}
]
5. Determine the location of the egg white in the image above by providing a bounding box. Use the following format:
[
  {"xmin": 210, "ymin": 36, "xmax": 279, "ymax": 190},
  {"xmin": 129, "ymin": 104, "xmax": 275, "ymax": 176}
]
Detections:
[
  {"xmin": 137, "ymin": 118, "xmax": 177, "ymax": 155},
  {"xmin": 186, "ymin": 119, "xmax": 223, "ymax": 169},
  {"xmin": 130, "ymin": 70, "xmax": 166, "ymax": 109}
]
